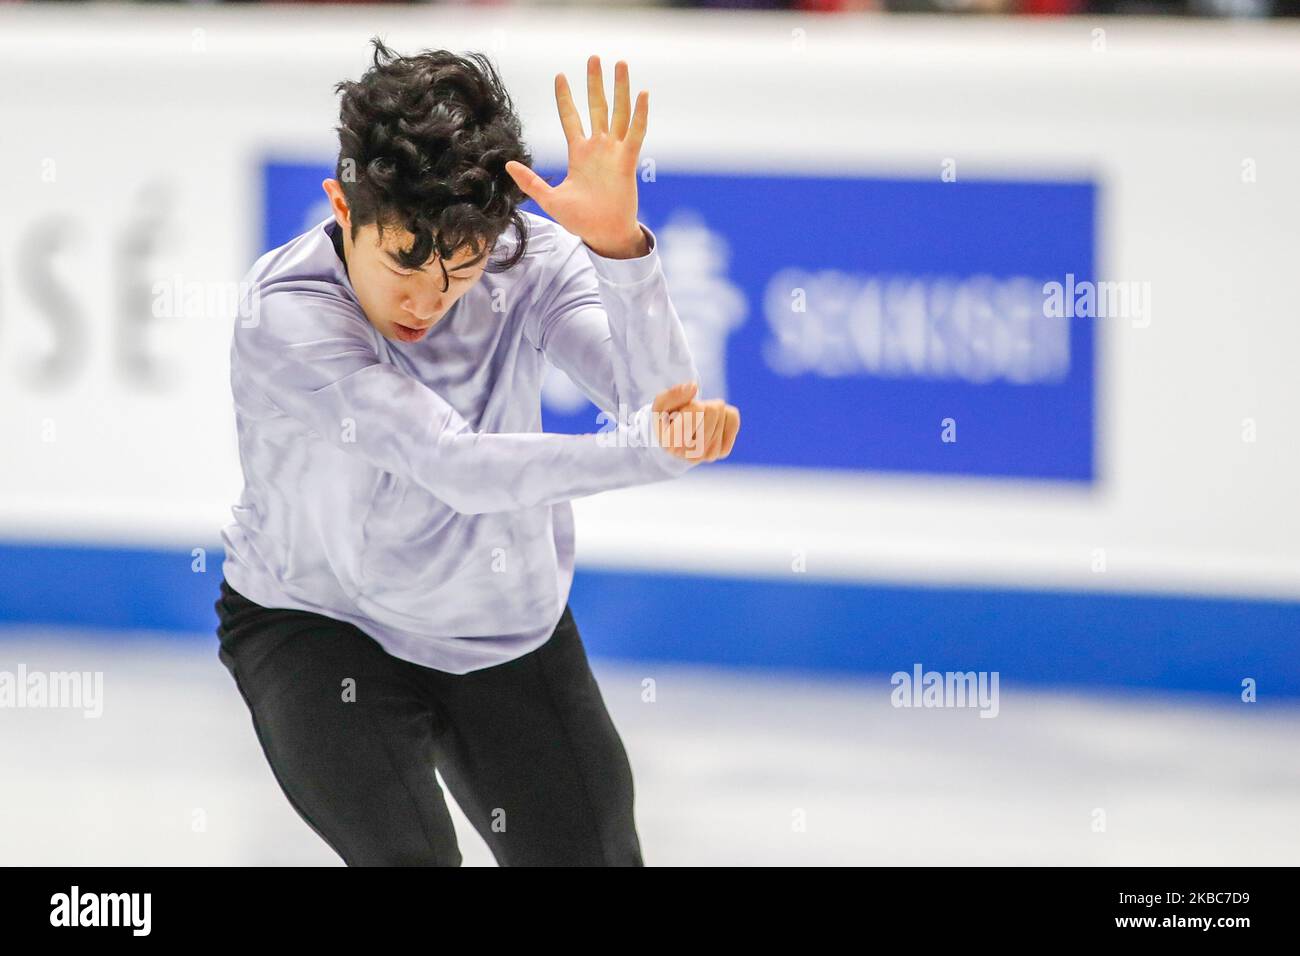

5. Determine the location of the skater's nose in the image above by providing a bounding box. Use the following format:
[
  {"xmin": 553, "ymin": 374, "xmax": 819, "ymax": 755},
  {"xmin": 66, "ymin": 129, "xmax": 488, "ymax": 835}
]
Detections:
[{"xmin": 403, "ymin": 283, "xmax": 446, "ymax": 324}]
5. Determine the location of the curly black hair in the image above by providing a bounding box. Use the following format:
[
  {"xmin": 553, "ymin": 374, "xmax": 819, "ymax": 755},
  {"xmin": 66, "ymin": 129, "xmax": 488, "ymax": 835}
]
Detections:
[{"xmin": 334, "ymin": 37, "xmax": 534, "ymax": 291}]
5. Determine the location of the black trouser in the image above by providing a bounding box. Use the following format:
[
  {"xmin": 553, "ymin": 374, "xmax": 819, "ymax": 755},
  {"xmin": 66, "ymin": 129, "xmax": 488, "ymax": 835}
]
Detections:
[{"xmin": 214, "ymin": 578, "xmax": 643, "ymax": 866}]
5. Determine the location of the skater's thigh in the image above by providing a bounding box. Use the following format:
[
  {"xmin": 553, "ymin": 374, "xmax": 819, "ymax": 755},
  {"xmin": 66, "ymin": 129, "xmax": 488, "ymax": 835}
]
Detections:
[
  {"xmin": 217, "ymin": 598, "xmax": 460, "ymax": 866},
  {"xmin": 429, "ymin": 607, "xmax": 642, "ymax": 866}
]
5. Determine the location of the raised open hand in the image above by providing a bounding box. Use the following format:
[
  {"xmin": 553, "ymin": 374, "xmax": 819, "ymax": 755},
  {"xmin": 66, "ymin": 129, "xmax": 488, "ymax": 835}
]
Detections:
[{"xmin": 505, "ymin": 56, "xmax": 649, "ymax": 260}]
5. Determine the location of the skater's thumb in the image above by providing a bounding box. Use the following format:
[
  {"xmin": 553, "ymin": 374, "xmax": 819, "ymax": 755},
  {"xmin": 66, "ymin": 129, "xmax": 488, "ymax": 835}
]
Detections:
[
  {"xmin": 653, "ymin": 381, "xmax": 698, "ymax": 414},
  {"xmin": 506, "ymin": 161, "xmax": 550, "ymax": 207}
]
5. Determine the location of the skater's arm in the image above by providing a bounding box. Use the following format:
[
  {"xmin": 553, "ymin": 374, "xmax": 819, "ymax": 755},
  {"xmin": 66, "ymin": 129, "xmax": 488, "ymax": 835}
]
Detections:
[
  {"xmin": 234, "ymin": 291, "xmax": 696, "ymax": 516},
  {"xmin": 525, "ymin": 221, "xmax": 701, "ymax": 418}
]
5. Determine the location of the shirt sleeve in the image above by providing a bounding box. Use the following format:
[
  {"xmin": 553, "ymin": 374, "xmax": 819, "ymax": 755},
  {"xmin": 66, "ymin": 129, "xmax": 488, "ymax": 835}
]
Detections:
[
  {"xmin": 233, "ymin": 285, "xmax": 693, "ymax": 516},
  {"xmin": 527, "ymin": 221, "xmax": 702, "ymax": 424}
]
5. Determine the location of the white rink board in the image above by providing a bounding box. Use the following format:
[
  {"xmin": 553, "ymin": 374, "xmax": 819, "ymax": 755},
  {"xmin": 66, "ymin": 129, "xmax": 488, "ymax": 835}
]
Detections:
[{"xmin": 0, "ymin": 9, "xmax": 1298, "ymax": 600}]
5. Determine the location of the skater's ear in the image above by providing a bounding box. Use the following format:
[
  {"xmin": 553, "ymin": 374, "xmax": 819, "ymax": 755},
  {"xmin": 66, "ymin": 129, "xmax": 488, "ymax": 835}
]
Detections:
[{"xmin": 322, "ymin": 179, "xmax": 352, "ymax": 233}]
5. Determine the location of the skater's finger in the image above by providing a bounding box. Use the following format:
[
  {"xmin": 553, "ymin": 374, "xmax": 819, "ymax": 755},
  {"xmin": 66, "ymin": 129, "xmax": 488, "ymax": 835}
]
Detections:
[
  {"xmin": 554, "ymin": 72, "xmax": 586, "ymax": 145},
  {"xmin": 656, "ymin": 408, "xmax": 690, "ymax": 458},
  {"xmin": 611, "ymin": 60, "xmax": 632, "ymax": 140},
  {"xmin": 681, "ymin": 404, "xmax": 713, "ymax": 460},
  {"xmin": 586, "ymin": 55, "xmax": 609, "ymax": 137},
  {"xmin": 718, "ymin": 405, "xmax": 741, "ymax": 459},
  {"xmin": 699, "ymin": 401, "xmax": 727, "ymax": 461}
]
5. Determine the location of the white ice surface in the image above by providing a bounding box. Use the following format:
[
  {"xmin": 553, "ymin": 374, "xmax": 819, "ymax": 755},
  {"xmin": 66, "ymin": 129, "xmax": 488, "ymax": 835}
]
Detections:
[{"xmin": 2, "ymin": 629, "xmax": 1297, "ymax": 866}]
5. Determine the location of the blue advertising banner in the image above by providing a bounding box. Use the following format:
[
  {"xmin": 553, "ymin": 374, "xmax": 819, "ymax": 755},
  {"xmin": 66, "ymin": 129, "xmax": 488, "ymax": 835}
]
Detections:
[{"xmin": 262, "ymin": 162, "xmax": 1096, "ymax": 481}]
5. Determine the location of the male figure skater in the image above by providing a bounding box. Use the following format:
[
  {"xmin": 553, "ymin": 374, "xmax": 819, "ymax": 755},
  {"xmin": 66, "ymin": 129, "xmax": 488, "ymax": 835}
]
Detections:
[{"xmin": 214, "ymin": 39, "xmax": 740, "ymax": 866}]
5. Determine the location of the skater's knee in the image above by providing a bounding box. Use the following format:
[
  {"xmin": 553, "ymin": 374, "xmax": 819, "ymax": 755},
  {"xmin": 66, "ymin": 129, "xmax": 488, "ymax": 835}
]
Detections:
[
  {"xmin": 345, "ymin": 842, "xmax": 462, "ymax": 867},
  {"xmin": 341, "ymin": 830, "xmax": 462, "ymax": 867}
]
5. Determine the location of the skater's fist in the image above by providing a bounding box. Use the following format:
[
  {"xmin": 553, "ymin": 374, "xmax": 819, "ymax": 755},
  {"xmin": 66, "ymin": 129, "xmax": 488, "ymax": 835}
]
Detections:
[{"xmin": 651, "ymin": 381, "xmax": 741, "ymax": 463}]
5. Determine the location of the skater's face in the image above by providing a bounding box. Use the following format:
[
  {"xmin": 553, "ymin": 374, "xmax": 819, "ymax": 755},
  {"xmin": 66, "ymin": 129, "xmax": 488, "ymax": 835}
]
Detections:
[{"xmin": 322, "ymin": 179, "xmax": 490, "ymax": 344}]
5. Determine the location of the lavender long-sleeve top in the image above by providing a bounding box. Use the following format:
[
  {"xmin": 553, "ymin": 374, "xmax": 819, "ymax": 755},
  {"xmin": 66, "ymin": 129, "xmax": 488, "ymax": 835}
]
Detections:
[{"xmin": 220, "ymin": 211, "xmax": 700, "ymax": 673}]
